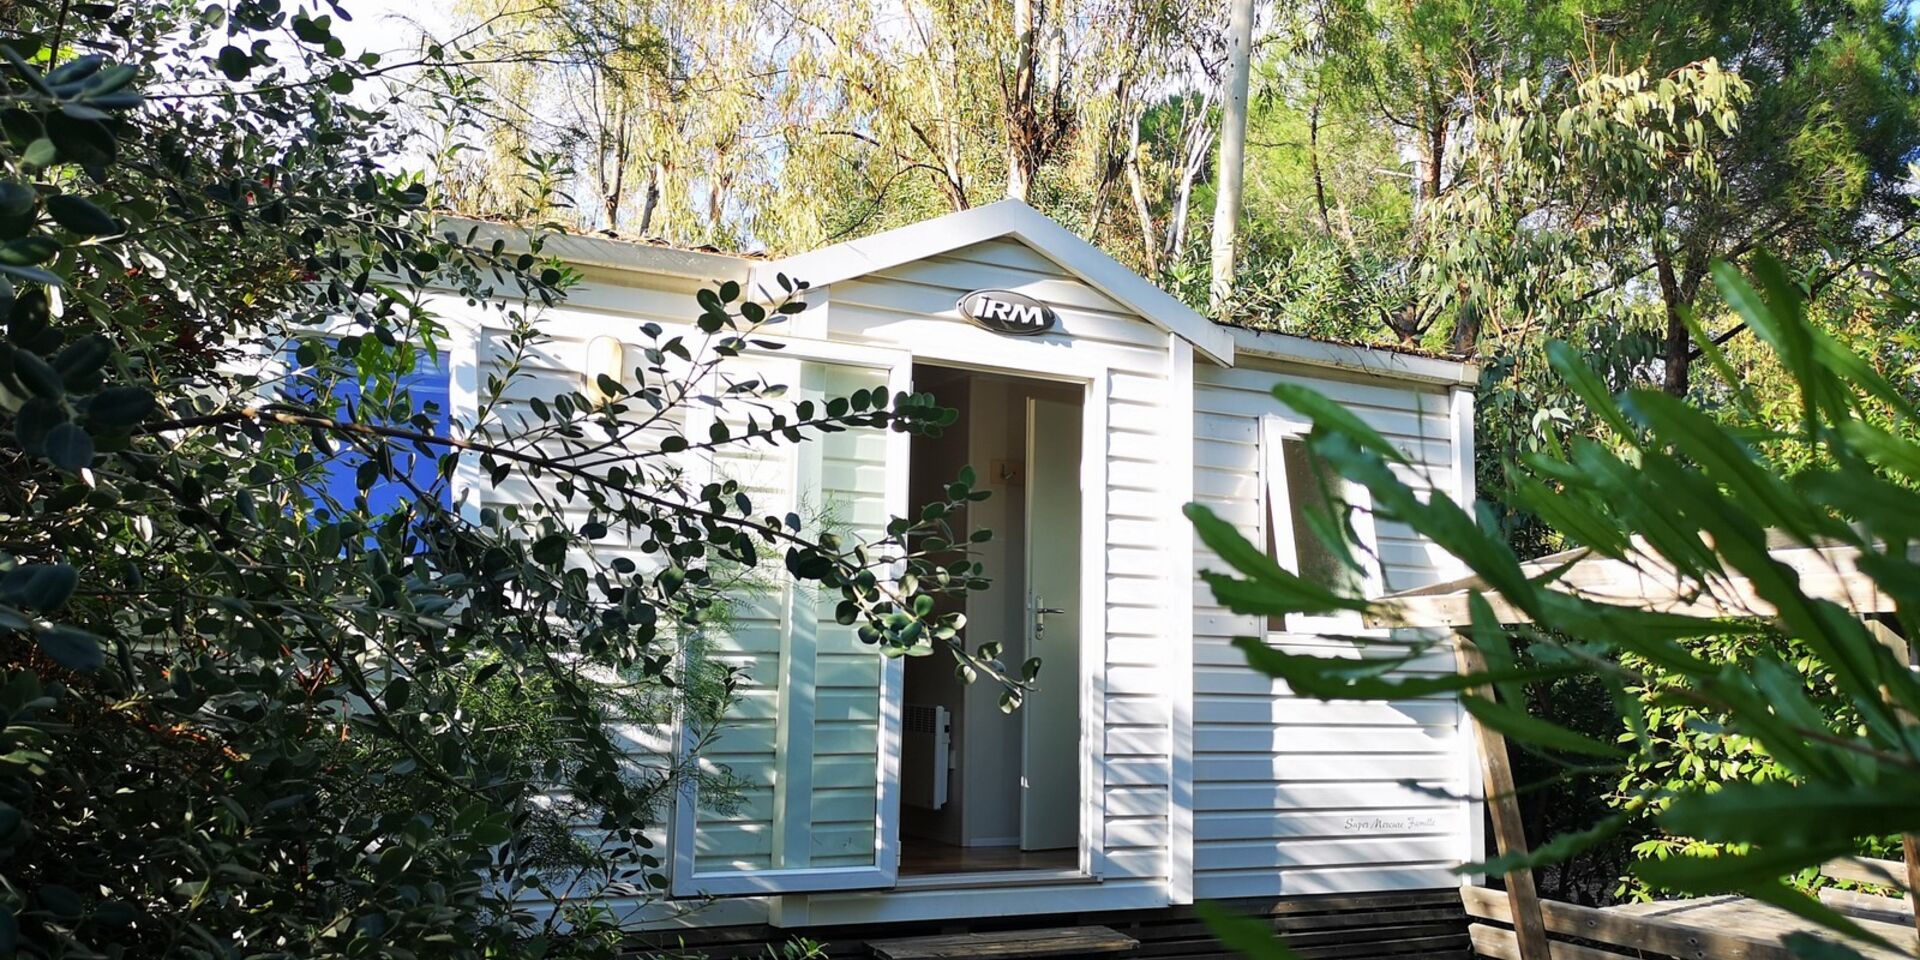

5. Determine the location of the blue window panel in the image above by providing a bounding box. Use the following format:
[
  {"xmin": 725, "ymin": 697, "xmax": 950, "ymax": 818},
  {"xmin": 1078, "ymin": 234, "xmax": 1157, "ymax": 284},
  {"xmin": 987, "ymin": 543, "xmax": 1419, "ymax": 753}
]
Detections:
[{"xmin": 292, "ymin": 345, "xmax": 453, "ymax": 517}]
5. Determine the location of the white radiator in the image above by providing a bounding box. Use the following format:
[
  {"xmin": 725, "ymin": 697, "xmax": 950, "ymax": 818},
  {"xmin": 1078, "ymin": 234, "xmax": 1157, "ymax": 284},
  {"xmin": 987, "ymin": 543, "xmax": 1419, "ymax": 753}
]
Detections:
[{"xmin": 901, "ymin": 703, "xmax": 951, "ymax": 810}]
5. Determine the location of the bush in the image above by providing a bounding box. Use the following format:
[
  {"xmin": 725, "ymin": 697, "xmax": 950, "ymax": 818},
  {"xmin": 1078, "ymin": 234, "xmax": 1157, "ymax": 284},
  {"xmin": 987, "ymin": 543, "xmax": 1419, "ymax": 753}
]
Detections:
[
  {"xmin": 0, "ymin": 6, "xmax": 1001, "ymax": 956},
  {"xmin": 1191, "ymin": 254, "xmax": 1920, "ymax": 956}
]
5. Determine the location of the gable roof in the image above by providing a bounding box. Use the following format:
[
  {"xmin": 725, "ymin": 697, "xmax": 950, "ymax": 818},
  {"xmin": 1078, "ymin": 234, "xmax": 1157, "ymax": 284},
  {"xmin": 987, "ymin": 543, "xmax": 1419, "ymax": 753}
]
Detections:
[{"xmin": 752, "ymin": 200, "xmax": 1236, "ymax": 365}]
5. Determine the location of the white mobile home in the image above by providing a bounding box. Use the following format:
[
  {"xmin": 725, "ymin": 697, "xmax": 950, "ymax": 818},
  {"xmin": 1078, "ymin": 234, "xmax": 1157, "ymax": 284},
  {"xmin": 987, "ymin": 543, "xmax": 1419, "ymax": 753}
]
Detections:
[{"xmin": 440, "ymin": 202, "xmax": 1481, "ymax": 949}]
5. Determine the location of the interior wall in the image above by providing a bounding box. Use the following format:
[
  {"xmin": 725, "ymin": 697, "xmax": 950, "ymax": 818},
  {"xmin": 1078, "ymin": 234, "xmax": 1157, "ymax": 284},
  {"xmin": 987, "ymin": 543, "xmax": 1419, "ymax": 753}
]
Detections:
[{"xmin": 904, "ymin": 369, "xmax": 970, "ymax": 846}]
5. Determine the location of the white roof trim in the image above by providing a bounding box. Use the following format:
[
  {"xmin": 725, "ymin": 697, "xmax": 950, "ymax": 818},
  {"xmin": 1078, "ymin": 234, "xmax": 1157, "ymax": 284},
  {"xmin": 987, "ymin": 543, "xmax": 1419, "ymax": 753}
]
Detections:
[
  {"xmin": 1227, "ymin": 327, "xmax": 1479, "ymax": 388},
  {"xmin": 445, "ymin": 218, "xmax": 753, "ymax": 284},
  {"xmin": 751, "ymin": 200, "xmax": 1235, "ymax": 365}
]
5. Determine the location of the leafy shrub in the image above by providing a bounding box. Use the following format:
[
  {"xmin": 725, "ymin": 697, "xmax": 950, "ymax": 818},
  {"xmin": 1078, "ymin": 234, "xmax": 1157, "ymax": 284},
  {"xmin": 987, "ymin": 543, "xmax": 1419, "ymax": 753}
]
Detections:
[
  {"xmin": 0, "ymin": 5, "xmax": 1006, "ymax": 957},
  {"xmin": 1191, "ymin": 254, "xmax": 1920, "ymax": 956}
]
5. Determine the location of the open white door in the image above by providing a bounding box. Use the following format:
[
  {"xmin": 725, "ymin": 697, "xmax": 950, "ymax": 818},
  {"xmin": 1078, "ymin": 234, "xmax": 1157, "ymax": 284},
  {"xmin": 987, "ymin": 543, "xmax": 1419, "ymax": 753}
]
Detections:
[
  {"xmin": 1020, "ymin": 396, "xmax": 1081, "ymax": 851},
  {"xmin": 671, "ymin": 337, "xmax": 910, "ymax": 897}
]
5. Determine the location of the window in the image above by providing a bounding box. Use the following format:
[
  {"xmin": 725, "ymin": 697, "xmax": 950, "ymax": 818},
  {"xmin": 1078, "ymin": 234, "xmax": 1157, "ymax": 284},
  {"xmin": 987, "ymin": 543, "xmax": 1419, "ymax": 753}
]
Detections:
[
  {"xmin": 285, "ymin": 340, "xmax": 453, "ymax": 518},
  {"xmin": 1260, "ymin": 416, "xmax": 1383, "ymax": 633}
]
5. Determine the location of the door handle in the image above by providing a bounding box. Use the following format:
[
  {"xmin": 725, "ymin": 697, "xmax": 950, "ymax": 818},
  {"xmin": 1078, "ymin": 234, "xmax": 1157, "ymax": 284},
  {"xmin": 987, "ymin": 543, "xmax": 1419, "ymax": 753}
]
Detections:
[{"xmin": 1034, "ymin": 600, "xmax": 1066, "ymax": 639}]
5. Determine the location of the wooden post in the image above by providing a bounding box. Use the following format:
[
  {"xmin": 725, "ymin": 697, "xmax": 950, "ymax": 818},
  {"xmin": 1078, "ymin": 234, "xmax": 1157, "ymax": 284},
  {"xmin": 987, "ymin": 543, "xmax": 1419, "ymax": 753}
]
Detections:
[
  {"xmin": 1904, "ymin": 837, "xmax": 1920, "ymax": 937},
  {"xmin": 1862, "ymin": 618, "xmax": 1920, "ymax": 937},
  {"xmin": 1456, "ymin": 632, "xmax": 1552, "ymax": 960}
]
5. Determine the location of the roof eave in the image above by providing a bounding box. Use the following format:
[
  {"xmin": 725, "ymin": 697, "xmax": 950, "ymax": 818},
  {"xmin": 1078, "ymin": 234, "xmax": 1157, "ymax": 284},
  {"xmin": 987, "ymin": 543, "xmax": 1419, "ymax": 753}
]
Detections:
[
  {"xmin": 444, "ymin": 217, "xmax": 753, "ymax": 284},
  {"xmin": 1227, "ymin": 327, "xmax": 1480, "ymax": 388}
]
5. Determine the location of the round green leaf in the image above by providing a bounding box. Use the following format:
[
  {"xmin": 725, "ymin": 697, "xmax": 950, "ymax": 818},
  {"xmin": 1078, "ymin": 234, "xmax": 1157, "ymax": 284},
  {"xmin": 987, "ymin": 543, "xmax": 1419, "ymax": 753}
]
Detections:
[
  {"xmin": 45, "ymin": 194, "xmax": 121, "ymax": 236},
  {"xmin": 0, "ymin": 182, "xmax": 32, "ymax": 220},
  {"xmin": 38, "ymin": 625, "xmax": 104, "ymax": 671},
  {"xmin": 531, "ymin": 533, "xmax": 567, "ymax": 565},
  {"xmin": 43, "ymin": 421, "xmax": 93, "ymax": 471},
  {"xmin": 45, "ymin": 111, "xmax": 115, "ymax": 167},
  {"xmin": 53, "ymin": 334, "xmax": 111, "ymax": 384},
  {"xmin": 385, "ymin": 676, "xmax": 411, "ymax": 711},
  {"xmin": 87, "ymin": 386, "xmax": 154, "ymax": 428},
  {"xmin": 215, "ymin": 45, "xmax": 252, "ymax": 81},
  {"xmin": 20, "ymin": 138, "xmax": 55, "ymax": 169},
  {"xmin": 0, "ymin": 563, "xmax": 77, "ymax": 612},
  {"xmin": 14, "ymin": 396, "xmax": 64, "ymax": 454},
  {"xmin": 0, "ymin": 236, "xmax": 58, "ymax": 266},
  {"xmin": 13, "ymin": 349, "xmax": 62, "ymax": 397}
]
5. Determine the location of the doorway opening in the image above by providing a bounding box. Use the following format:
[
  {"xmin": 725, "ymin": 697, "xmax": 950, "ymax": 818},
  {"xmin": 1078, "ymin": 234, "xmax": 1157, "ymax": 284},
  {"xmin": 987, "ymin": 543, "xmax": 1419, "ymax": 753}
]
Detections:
[{"xmin": 899, "ymin": 364, "xmax": 1085, "ymax": 877}]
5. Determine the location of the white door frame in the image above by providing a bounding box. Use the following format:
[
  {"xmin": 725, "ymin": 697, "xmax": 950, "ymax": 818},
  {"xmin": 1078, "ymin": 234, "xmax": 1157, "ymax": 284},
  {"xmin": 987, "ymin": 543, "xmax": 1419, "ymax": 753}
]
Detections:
[{"xmin": 892, "ymin": 343, "xmax": 1110, "ymax": 881}]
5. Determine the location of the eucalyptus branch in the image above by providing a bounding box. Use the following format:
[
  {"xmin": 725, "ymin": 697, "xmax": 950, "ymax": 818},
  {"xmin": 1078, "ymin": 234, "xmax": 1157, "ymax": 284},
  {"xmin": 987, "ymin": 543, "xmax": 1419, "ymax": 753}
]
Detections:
[{"xmin": 137, "ymin": 404, "xmax": 1026, "ymax": 694}]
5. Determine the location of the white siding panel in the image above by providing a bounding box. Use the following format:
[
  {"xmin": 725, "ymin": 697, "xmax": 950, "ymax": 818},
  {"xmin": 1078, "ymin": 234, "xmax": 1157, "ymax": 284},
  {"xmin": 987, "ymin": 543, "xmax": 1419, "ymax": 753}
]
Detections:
[
  {"xmin": 1195, "ymin": 863, "xmax": 1464, "ymax": 900},
  {"xmin": 1191, "ymin": 356, "xmax": 1470, "ymax": 898}
]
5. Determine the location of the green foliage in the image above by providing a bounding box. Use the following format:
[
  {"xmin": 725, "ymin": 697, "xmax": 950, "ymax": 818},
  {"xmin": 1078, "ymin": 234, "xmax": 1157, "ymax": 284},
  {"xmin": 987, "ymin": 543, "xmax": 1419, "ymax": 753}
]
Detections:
[
  {"xmin": 0, "ymin": 3, "xmax": 1007, "ymax": 957},
  {"xmin": 1228, "ymin": 0, "xmax": 1920, "ymax": 568},
  {"xmin": 1191, "ymin": 255, "xmax": 1920, "ymax": 954}
]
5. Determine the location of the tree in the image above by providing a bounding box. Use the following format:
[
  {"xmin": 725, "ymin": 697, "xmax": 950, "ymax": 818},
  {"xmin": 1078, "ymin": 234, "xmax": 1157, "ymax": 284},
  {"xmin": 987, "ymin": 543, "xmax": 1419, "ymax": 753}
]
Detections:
[
  {"xmin": 1190, "ymin": 254, "xmax": 1920, "ymax": 955},
  {"xmin": 0, "ymin": 3, "xmax": 1014, "ymax": 955},
  {"xmin": 445, "ymin": 0, "xmax": 774, "ymax": 242},
  {"xmin": 1232, "ymin": 0, "xmax": 1920, "ymax": 384},
  {"xmin": 432, "ymin": 0, "xmax": 1236, "ymax": 265},
  {"xmin": 1001, "ymin": 0, "xmax": 1073, "ymax": 204},
  {"xmin": 1422, "ymin": 60, "xmax": 1752, "ymax": 357},
  {"xmin": 1206, "ymin": 0, "xmax": 1254, "ymax": 311}
]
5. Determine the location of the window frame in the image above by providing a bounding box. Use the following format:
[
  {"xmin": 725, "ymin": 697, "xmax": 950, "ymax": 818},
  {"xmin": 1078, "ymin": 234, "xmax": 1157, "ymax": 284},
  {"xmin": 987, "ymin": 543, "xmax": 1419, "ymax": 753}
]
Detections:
[{"xmin": 1259, "ymin": 414, "xmax": 1385, "ymax": 635}]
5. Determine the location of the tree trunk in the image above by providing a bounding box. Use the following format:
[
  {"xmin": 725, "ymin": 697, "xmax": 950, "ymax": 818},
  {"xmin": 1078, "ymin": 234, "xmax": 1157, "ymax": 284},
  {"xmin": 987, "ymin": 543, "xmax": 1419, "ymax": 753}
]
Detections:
[
  {"xmin": 1165, "ymin": 93, "xmax": 1217, "ymax": 261},
  {"xmin": 1005, "ymin": 0, "xmax": 1040, "ymax": 203},
  {"xmin": 1086, "ymin": 169, "xmax": 1117, "ymax": 238},
  {"xmin": 635, "ymin": 164, "xmax": 662, "ymax": 237},
  {"xmin": 1425, "ymin": 107, "xmax": 1447, "ymax": 203},
  {"xmin": 1656, "ymin": 248, "xmax": 1692, "ymax": 396},
  {"xmin": 1208, "ymin": 0, "xmax": 1255, "ymax": 313},
  {"xmin": 1126, "ymin": 116, "xmax": 1162, "ymax": 275},
  {"xmin": 1310, "ymin": 95, "xmax": 1332, "ymax": 236}
]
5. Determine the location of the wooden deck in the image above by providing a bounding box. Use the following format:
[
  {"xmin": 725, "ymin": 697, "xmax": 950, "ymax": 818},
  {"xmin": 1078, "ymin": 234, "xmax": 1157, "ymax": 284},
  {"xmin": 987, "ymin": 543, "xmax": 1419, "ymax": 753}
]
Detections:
[
  {"xmin": 866, "ymin": 925, "xmax": 1136, "ymax": 959},
  {"xmin": 1464, "ymin": 884, "xmax": 1920, "ymax": 960},
  {"xmin": 619, "ymin": 890, "xmax": 1469, "ymax": 959},
  {"xmin": 1609, "ymin": 895, "xmax": 1918, "ymax": 960}
]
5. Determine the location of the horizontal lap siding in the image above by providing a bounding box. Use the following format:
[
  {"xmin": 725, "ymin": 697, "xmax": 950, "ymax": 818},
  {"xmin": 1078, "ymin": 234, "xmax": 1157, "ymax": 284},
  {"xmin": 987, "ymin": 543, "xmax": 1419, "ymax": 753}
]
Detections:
[
  {"xmin": 833, "ymin": 238, "xmax": 1177, "ymax": 885},
  {"xmin": 1191, "ymin": 359, "xmax": 1470, "ymax": 900},
  {"xmin": 456, "ymin": 288, "xmax": 772, "ymax": 927}
]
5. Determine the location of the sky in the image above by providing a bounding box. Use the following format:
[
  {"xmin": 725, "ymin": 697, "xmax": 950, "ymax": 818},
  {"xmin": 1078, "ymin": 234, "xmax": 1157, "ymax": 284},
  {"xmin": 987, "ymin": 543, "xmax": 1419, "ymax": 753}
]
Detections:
[{"xmin": 330, "ymin": 0, "xmax": 456, "ymax": 63}]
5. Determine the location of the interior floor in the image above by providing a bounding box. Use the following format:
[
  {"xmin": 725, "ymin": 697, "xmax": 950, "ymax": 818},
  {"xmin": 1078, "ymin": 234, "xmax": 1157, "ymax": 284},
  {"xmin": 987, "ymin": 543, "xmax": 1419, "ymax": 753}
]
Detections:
[{"xmin": 898, "ymin": 841, "xmax": 1077, "ymax": 876}]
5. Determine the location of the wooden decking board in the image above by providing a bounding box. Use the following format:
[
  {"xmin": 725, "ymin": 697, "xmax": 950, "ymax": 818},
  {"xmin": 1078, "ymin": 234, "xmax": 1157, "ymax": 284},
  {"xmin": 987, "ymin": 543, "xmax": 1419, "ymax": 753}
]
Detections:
[
  {"xmin": 865, "ymin": 924, "xmax": 1138, "ymax": 959},
  {"xmin": 1467, "ymin": 884, "xmax": 1920, "ymax": 960},
  {"xmin": 1608, "ymin": 894, "xmax": 1919, "ymax": 960},
  {"xmin": 618, "ymin": 889, "xmax": 1466, "ymax": 960},
  {"xmin": 1294, "ymin": 931, "xmax": 1471, "ymax": 959},
  {"xmin": 1821, "ymin": 887, "xmax": 1914, "ymax": 926},
  {"xmin": 1469, "ymin": 922, "xmax": 1633, "ymax": 960}
]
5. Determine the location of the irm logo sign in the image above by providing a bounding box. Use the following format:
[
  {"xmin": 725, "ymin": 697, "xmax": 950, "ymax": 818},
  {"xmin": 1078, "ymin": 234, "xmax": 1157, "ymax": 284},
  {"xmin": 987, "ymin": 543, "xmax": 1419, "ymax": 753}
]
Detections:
[{"xmin": 957, "ymin": 289, "xmax": 1057, "ymax": 336}]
